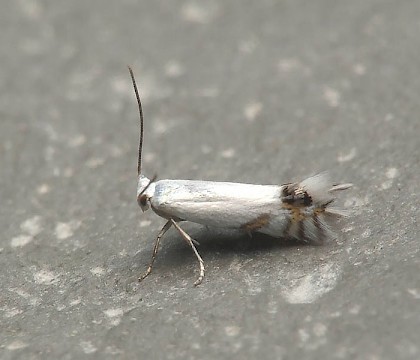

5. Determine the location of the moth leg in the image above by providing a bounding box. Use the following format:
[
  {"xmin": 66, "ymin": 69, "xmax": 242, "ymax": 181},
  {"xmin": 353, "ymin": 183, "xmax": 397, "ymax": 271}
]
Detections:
[
  {"xmin": 170, "ymin": 219, "xmax": 205, "ymax": 286},
  {"xmin": 139, "ymin": 219, "xmax": 172, "ymax": 282}
]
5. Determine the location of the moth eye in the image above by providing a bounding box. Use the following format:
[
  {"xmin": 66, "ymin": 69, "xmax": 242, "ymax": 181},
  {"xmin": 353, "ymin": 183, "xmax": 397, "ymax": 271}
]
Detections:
[{"xmin": 138, "ymin": 194, "xmax": 148, "ymax": 207}]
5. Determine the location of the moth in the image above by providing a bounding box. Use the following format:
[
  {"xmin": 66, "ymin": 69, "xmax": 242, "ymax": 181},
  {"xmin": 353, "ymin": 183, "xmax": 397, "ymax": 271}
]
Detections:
[{"xmin": 128, "ymin": 67, "xmax": 352, "ymax": 286}]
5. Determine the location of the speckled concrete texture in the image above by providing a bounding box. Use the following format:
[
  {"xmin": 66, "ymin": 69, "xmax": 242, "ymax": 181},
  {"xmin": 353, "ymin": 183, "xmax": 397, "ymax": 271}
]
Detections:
[{"xmin": 1, "ymin": 0, "xmax": 419, "ymax": 359}]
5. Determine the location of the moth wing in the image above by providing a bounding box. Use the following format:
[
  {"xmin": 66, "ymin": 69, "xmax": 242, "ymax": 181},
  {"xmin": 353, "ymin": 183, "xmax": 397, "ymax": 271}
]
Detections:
[{"xmin": 150, "ymin": 180, "xmax": 285, "ymax": 229}]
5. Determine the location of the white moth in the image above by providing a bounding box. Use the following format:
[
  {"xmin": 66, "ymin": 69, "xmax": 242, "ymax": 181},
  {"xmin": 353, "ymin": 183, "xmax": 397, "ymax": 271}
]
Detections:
[{"xmin": 128, "ymin": 67, "xmax": 352, "ymax": 286}]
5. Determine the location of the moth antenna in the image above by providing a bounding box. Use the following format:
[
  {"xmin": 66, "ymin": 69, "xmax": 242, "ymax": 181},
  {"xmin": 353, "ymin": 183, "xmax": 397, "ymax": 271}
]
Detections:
[{"xmin": 128, "ymin": 66, "xmax": 144, "ymax": 176}]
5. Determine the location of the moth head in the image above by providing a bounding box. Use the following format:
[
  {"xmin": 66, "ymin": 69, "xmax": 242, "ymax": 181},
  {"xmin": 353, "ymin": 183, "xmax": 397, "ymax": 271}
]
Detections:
[{"xmin": 137, "ymin": 175, "xmax": 156, "ymax": 212}]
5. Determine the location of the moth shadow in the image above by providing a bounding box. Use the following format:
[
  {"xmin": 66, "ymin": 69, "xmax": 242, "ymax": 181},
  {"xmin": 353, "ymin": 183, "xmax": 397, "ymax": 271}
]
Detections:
[
  {"xmin": 155, "ymin": 224, "xmax": 308, "ymax": 267},
  {"xmin": 199, "ymin": 228, "xmax": 301, "ymax": 252}
]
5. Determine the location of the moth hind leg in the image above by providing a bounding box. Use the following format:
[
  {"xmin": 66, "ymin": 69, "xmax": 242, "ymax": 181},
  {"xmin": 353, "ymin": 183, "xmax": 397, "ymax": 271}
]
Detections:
[{"xmin": 171, "ymin": 220, "xmax": 205, "ymax": 286}]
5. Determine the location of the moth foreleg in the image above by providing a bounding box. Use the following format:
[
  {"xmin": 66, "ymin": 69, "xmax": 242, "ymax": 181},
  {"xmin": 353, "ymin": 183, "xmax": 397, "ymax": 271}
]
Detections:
[
  {"xmin": 170, "ymin": 219, "xmax": 205, "ymax": 287},
  {"xmin": 139, "ymin": 219, "xmax": 172, "ymax": 282}
]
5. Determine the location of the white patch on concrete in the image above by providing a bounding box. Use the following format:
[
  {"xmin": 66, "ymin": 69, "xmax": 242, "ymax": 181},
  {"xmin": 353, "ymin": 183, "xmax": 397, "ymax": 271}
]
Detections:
[
  {"xmin": 56, "ymin": 304, "xmax": 66, "ymax": 312},
  {"xmin": 37, "ymin": 183, "xmax": 50, "ymax": 195},
  {"xmin": 337, "ymin": 148, "xmax": 356, "ymax": 163},
  {"xmin": 4, "ymin": 307, "xmax": 23, "ymax": 318},
  {"xmin": 298, "ymin": 328, "xmax": 310, "ymax": 343},
  {"xmin": 6, "ymin": 340, "xmax": 28, "ymax": 351},
  {"xmin": 63, "ymin": 167, "xmax": 74, "ymax": 178},
  {"xmin": 139, "ymin": 220, "xmax": 152, "ymax": 228},
  {"xmin": 380, "ymin": 180, "xmax": 392, "ymax": 190},
  {"xmin": 323, "ymin": 87, "xmax": 341, "ymax": 107},
  {"xmin": 221, "ymin": 148, "xmax": 236, "ymax": 159},
  {"xmin": 34, "ymin": 269, "xmax": 59, "ymax": 285},
  {"xmin": 20, "ymin": 216, "xmax": 43, "ymax": 236},
  {"xmin": 407, "ymin": 288, "xmax": 420, "ymax": 299},
  {"xmin": 164, "ymin": 60, "xmax": 185, "ymax": 78},
  {"xmin": 244, "ymin": 102, "xmax": 262, "ymax": 122},
  {"xmin": 68, "ymin": 134, "xmax": 86, "ymax": 147},
  {"xmin": 80, "ymin": 341, "xmax": 97, "ymax": 354},
  {"xmin": 386, "ymin": 167, "xmax": 398, "ymax": 179},
  {"xmin": 267, "ymin": 300, "xmax": 278, "ymax": 314},
  {"xmin": 11, "ymin": 235, "xmax": 33, "ymax": 248},
  {"xmin": 9, "ymin": 287, "xmax": 39, "ymax": 306},
  {"xmin": 12, "ymin": 288, "xmax": 30, "ymax": 299},
  {"xmin": 313, "ymin": 323, "xmax": 327, "ymax": 337},
  {"xmin": 282, "ymin": 263, "xmax": 340, "ymax": 304},
  {"xmin": 329, "ymin": 311, "xmax": 341, "ymax": 318},
  {"xmin": 225, "ymin": 325, "xmax": 240, "ymax": 337},
  {"xmin": 119, "ymin": 249, "xmax": 128, "ymax": 257},
  {"xmin": 228, "ymin": 257, "xmax": 243, "ymax": 272},
  {"xmin": 384, "ymin": 113, "xmax": 394, "ymax": 122},
  {"xmin": 361, "ymin": 229, "xmax": 372, "ymax": 238},
  {"xmin": 55, "ymin": 221, "xmax": 81, "ymax": 240},
  {"xmin": 181, "ymin": 3, "xmax": 215, "ymax": 24},
  {"xmin": 353, "ymin": 63, "xmax": 366, "ymax": 75},
  {"xmin": 69, "ymin": 298, "xmax": 81, "ymax": 306},
  {"xmin": 153, "ymin": 119, "xmax": 174, "ymax": 135},
  {"xmin": 104, "ymin": 345, "xmax": 124, "ymax": 355},
  {"xmin": 144, "ymin": 153, "xmax": 156, "ymax": 164},
  {"xmin": 381, "ymin": 167, "xmax": 399, "ymax": 190},
  {"xmin": 104, "ymin": 308, "xmax": 124, "ymax": 326},
  {"xmin": 297, "ymin": 322, "xmax": 329, "ymax": 350},
  {"xmin": 238, "ymin": 38, "xmax": 257, "ymax": 54},
  {"xmin": 85, "ymin": 157, "xmax": 105, "ymax": 168},
  {"xmin": 104, "ymin": 308, "xmax": 123, "ymax": 317},
  {"xmin": 19, "ymin": 0, "xmax": 43, "ymax": 19},
  {"xmin": 349, "ymin": 304, "xmax": 361, "ymax": 314},
  {"xmin": 111, "ymin": 75, "xmax": 133, "ymax": 97},
  {"xmin": 90, "ymin": 267, "xmax": 106, "ymax": 276},
  {"xmin": 11, "ymin": 216, "xmax": 43, "ymax": 248},
  {"xmin": 278, "ymin": 58, "xmax": 301, "ymax": 72},
  {"xmin": 136, "ymin": 75, "xmax": 173, "ymax": 102}
]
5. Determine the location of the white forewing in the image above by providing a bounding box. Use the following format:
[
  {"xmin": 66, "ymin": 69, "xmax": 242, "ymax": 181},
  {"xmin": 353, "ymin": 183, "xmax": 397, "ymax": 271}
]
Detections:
[{"xmin": 150, "ymin": 180, "xmax": 289, "ymax": 236}]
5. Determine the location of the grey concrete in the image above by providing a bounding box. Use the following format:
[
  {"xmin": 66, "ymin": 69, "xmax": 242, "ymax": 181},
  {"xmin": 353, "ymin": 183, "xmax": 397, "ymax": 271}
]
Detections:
[{"xmin": 1, "ymin": 0, "xmax": 419, "ymax": 359}]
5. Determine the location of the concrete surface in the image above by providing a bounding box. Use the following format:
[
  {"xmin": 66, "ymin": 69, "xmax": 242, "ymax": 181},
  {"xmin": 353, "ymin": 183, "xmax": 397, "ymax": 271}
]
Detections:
[{"xmin": 1, "ymin": 0, "xmax": 419, "ymax": 359}]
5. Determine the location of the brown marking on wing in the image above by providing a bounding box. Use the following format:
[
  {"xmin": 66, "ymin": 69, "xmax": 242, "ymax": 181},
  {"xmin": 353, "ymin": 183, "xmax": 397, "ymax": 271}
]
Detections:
[
  {"xmin": 282, "ymin": 203, "xmax": 306, "ymax": 222},
  {"xmin": 241, "ymin": 213, "xmax": 271, "ymax": 233},
  {"xmin": 281, "ymin": 193, "xmax": 329, "ymax": 241}
]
